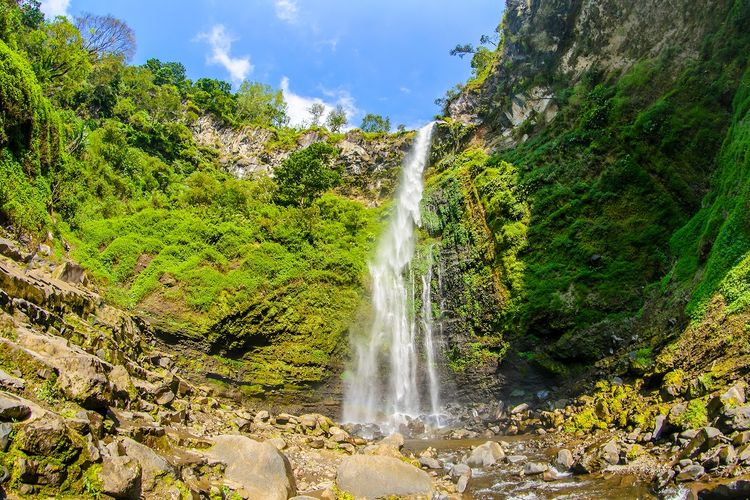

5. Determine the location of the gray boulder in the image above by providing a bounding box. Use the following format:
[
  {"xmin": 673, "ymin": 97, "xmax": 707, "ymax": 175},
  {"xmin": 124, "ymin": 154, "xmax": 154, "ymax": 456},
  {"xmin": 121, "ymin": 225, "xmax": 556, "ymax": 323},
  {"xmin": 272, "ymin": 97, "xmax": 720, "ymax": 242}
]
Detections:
[
  {"xmin": 556, "ymin": 449, "xmax": 574, "ymax": 470},
  {"xmin": 524, "ymin": 462, "xmax": 549, "ymax": 475},
  {"xmin": 206, "ymin": 435, "xmax": 296, "ymax": 500},
  {"xmin": 101, "ymin": 456, "xmax": 142, "ymax": 499},
  {"xmin": 465, "ymin": 441, "xmax": 505, "ymax": 467},
  {"xmin": 337, "ymin": 455, "xmax": 433, "ymax": 499},
  {"xmin": 119, "ymin": 438, "xmax": 174, "ymax": 492},
  {"xmin": 0, "ymin": 396, "xmax": 30, "ymax": 421}
]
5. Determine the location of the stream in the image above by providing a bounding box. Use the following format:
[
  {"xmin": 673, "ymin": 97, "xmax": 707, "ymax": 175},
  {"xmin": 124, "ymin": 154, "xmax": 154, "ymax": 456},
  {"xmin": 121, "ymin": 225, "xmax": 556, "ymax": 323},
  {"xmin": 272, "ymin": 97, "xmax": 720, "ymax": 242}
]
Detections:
[{"xmin": 402, "ymin": 436, "xmax": 687, "ymax": 499}]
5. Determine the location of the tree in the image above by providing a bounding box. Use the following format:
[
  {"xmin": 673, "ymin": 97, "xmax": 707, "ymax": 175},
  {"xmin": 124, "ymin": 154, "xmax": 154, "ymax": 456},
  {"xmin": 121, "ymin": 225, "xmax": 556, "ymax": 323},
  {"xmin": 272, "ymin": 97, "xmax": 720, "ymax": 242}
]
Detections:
[
  {"xmin": 449, "ymin": 43, "xmax": 475, "ymax": 58},
  {"xmin": 18, "ymin": 0, "xmax": 43, "ymax": 28},
  {"xmin": 308, "ymin": 102, "xmax": 325, "ymax": 127},
  {"xmin": 273, "ymin": 143, "xmax": 339, "ymax": 207},
  {"xmin": 360, "ymin": 113, "xmax": 391, "ymax": 133},
  {"xmin": 144, "ymin": 59, "xmax": 186, "ymax": 89},
  {"xmin": 326, "ymin": 104, "xmax": 347, "ymax": 133},
  {"xmin": 236, "ymin": 81, "xmax": 288, "ymax": 127},
  {"xmin": 75, "ymin": 13, "xmax": 136, "ymax": 61},
  {"xmin": 22, "ymin": 18, "xmax": 92, "ymax": 100}
]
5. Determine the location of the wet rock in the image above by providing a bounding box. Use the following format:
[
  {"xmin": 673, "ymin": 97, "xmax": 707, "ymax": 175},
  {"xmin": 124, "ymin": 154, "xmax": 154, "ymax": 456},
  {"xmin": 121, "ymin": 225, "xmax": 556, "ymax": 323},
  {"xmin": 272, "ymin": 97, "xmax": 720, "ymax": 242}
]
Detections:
[
  {"xmin": 308, "ymin": 437, "xmax": 325, "ymax": 449},
  {"xmin": 524, "ymin": 462, "xmax": 548, "ymax": 475},
  {"xmin": 556, "ymin": 449, "xmax": 574, "ymax": 470},
  {"xmin": 254, "ymin": 410, "xmax": 271, "ymax": 424},
  {"xmin": 299, "ymin": 413, "xmax": 317, "ymax": 429},
  {"xmin": 457, "ymin": 473, "xmax": 469, "ymax": 493},
  {"xmin": 695, "ymin": 479, "xmax": 750, "ymax": 499},
  {"xmin": 736, "ymin": 443, "xmax": 750, "ymax": 462},
  {"xmin": 16, "ymin": 456, "xmax": 66, "ymax": 486},
  {"xmin": 506, "ymin": 455, "xmax": 528, "ymax": 465},
  {"xmin": 465, "ymin": 441, "xmax": 505, "ymax": 467},
  {"xmin": 54, "ymin": 261, "xmax": 88, "ymax": 285},
  {"xmin": 0, "ymin": 396, "xmax": 31, "ymax": 421},
  {"xmin": 718, "ymin": 444, "xmax": 737, "ymax": 465},
  {"xmin": 676, "ymin": 463, "xmax": 704, "ymax": 482},
  {"xmin": 337, "ymin": 455, "xmax": 432, "ymax": 499},
  {"xmin": 419, "ymin": 456, "xmax": 442, "ymax": 469},
  {"xmin": 0, "ymin": 237, "xmax": 30, "ymax": 262},
  {"xmin": 101, "ymin": 456, "xmax": 142, "ymax": 499},
  {"xmin": 0, "ymin": 422, "xmax": 12, "ymax": 451},
  {"xmin": 206, "ymin": 435, "xmax": 296, "ymax": 500},
  {"xmin": 450, "ymin": 463, "xmax": 472, "ymax": 479}
]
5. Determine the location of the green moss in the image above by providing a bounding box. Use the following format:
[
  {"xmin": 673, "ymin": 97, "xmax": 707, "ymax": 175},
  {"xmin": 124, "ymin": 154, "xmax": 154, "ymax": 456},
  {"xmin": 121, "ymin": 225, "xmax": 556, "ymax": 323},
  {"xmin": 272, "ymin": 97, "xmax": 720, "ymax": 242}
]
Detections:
[{"xmin": 675, "ymin": 399, "xmax": 709, "ymax": 429}]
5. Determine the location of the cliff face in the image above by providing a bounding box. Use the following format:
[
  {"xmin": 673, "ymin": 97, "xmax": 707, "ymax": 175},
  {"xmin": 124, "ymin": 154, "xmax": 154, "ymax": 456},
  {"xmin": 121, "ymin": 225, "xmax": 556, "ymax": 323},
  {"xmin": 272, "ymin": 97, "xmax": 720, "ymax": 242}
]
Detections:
[
  {"xmin": 426, "ymin": 0, "xmax": 750, "ymax": 399},
  {"xmin": 192, "ymin": 116, "xmax": 413, "ymax": 206},
  {"xmin": 450, "ymin": 0, "xmax": 728, "ymax": 147}
]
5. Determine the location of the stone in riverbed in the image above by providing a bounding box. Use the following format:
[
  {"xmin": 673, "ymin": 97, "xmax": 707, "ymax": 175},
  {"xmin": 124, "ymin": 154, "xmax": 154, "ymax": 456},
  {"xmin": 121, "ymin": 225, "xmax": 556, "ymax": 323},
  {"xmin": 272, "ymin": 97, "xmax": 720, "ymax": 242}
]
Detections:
[
  {"xmin": 721, "ymin": 405, "xmax": 750, "ymax": 432},
  {"xmin": 556, "ymin": 449, "xmax": 574, "ymax": 470},
  {"xmin": 457, "ymin": 473, "xmax": 469, "ymax": 493},
  {"xmin": 676, "ymin": 464, "xmax": 704, "ymax": 482},
  {"xmin": 336, "ymin": 455, "xmax": 432, "ymax": 499},
  {"xmin": 506, "ymin": 455, "xmax": 527, "ymax": 465},
  {"xmin": 450, "ymin": 463, "xmax": 471, "ymax": 479},
  {"xmin": 419, "ymin": 456, "xmax": 442, "ymax": 469},
  {"xmin": 524, "ymin": 462, "xmax": 548, "ymax": 475},
  {"xmin": 465, "ymin": 441, "xmax": 505, "ymax": 467}
]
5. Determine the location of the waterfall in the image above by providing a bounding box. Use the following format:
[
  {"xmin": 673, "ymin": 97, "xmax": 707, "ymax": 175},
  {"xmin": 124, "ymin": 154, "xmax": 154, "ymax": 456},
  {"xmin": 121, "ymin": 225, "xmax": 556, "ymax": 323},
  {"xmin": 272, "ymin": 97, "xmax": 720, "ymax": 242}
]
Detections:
[
  {"xmin": 421, "ymin": 247, "xmax": 441, "ymax": 424},
  {"xmin": 343, "ymin": 123, "xmax": 441, "ymax": 427}
]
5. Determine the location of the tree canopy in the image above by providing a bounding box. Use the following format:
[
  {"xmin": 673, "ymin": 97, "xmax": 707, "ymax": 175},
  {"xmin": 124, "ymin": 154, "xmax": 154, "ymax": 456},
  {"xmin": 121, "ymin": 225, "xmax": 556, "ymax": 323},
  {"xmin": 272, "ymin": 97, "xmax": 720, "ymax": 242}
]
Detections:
[{"xmin": 273, "ymin": 143, "xmax": 340, "ymax": 207}]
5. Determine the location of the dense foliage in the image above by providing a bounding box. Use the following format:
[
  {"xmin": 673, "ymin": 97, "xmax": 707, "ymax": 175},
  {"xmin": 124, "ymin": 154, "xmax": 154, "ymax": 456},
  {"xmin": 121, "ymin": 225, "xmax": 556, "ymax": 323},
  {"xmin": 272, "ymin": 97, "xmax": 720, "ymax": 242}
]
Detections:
[
  {"xmin": 0, "ymin": 0, "xmax": 383, "ymax": 392},
  {"xmin": 432, "ymin": 0, "xmax": 750, "ymax": 375}
]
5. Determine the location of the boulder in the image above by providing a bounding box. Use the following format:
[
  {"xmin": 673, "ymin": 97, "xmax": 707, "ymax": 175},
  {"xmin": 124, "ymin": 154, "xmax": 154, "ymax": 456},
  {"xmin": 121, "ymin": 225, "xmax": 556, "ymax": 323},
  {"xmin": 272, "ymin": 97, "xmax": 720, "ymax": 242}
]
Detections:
[
  {"xmin": 0, "ymin": 396, "xmax": 31, "ymax": 421},
  {"xmin": 450, "ymin": 463, "xmax": 472, "ymax": 479},
  {"xmin": 56, "ymin": 355, "xmax": 112, "ymax": 409},
  {"xmin": 206, "ymin": 435, "xmax": 296, "ymax": 500},
  {"xmin": 524, "ymin": 462, "xmax": 549, "ymax": 475},
  {"xmin": 0, "ymin": 368, "xmax": 25, "ymax": 391},
  {"xmin": 119, "ymin": 438, "xmax": 174, "ymax": 492},
  {"xmin": 16, "ymin": 414, "xmax": 80, "ymax": 464},
  {"xmin": 419, "ymin": 456, "xmax": 442, "ymax": 469},
  {"xmin": 601, "ymin": 440, "xmax": 620, "ymax": 465},
  {"xmin": 680, "ymin": 427, "xmax": 724, "ymax": 460},
  {"xmin": 337, "ymin": 455, "xmax": 432, "ymax": 499},
  {"xmin": 676, "ymin": 464, "xmax": 704, "ymax": 482},
  {"xmin": 653, "ymin": 415, "xmax": 667, "ymax": 441},
  {"xmin": 465, "ymin": 441, "xmax": 505, "ymax": 467},
  {"xmin": 101, "ymin": 456, "xmax": 142, "ymax": 499},
  {"xmin": 556, "ymin": 449, "xmax": 574, "ymax": 470},
  {"xmin": 0, "ymin": 422, "xmax": 12, "ymax": 451},
  {"xmin": 721, "ymin": 405, "xmax": 750, "ymax": 432}
]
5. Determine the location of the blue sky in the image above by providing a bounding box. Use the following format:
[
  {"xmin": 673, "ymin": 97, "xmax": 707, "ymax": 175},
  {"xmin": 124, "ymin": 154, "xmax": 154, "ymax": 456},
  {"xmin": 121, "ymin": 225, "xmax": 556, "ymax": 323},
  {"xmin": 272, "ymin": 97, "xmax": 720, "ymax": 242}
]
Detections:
[{"xmin": 40, "ymin": 0, "xmax": 504, "ymax": 128}]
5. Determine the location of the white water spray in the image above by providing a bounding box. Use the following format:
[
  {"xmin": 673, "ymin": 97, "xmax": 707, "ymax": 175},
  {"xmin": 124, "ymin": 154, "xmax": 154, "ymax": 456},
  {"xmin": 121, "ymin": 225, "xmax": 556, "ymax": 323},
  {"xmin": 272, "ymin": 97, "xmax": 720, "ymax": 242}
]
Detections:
[
  {"xmin": 421, "ymin": 247, "xmax": 441, "ymax": 424},
  {"xmin": 343, "ymin": 123, "xmax": 441, "ymax": 427}
]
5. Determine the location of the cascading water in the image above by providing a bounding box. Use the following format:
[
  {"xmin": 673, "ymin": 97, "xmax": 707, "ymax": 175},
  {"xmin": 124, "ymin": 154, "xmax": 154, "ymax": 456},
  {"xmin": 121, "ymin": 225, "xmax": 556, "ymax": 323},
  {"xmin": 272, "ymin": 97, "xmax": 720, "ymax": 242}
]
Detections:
[
  {"xmin": 343, "ymin": 123, "xmax": 441, "ymax": 427},
  {"xmin": 420, "ymin": 247, "xmax": 441, "ymax": 425}
]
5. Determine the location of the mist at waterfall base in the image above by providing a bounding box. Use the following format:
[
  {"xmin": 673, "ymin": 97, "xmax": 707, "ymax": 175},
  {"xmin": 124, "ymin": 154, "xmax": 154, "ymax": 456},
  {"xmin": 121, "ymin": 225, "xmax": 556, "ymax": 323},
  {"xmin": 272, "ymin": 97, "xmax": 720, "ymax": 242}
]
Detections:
[{"xmin": 342, "ymin": 122, "xmax": 444, "ymax": 432}]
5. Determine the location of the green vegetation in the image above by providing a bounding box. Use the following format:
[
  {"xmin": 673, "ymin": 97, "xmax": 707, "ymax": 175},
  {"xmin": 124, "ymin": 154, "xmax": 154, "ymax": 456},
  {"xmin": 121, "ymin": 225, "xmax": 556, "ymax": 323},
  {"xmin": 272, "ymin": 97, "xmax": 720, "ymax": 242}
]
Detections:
[
  {"xmin": 360, "ymin": 113, "xmax": 391, "ymax": 133},
  {"xmin": 430, "ymin": 0, "xmax": 750, "ymax": 374},
  {"xmin": 0, "ymin": 0, "xmax": 387, "ymax": 392}
]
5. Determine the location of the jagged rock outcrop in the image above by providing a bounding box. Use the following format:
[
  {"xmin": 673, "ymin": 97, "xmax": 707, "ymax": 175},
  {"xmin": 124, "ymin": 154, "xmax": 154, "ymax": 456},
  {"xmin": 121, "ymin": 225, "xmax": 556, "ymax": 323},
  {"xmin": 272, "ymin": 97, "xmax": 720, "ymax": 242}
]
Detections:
[
  {"xmin": 449, "ymin": 0, "xmax": 727, "ymax": 147},
  {"xmin": 192, "ymin": 116, "xmax": 413, "ymax": 205}
]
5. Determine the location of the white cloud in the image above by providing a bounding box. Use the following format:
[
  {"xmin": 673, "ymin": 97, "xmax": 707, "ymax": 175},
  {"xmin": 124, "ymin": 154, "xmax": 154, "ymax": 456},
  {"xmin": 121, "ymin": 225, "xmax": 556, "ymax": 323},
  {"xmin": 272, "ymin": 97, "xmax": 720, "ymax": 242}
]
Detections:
[
  {"xmin": 400, "ymin": 86, "xmax": 412, "ymax": 94},
  {"xmin": 40, "ymin": 0, "xmax": 70, "ymax": 18},
  {"xmin": 275, "ymin": 0, "xmax": 298, "ymax": 23},
  {"xmin": 281, "ymin": 77, "xmax": 359, "ymax": 128},
  {"xmin": 197, "ymin": 25, "xmax": 253, "ymax": 83}
]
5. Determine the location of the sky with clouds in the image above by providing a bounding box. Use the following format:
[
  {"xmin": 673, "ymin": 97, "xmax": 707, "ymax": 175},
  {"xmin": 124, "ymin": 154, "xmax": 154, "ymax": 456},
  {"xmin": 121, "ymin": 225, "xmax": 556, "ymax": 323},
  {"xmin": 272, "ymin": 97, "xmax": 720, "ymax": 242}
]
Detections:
[{"xmin": 40, "ymin": 0, "xmax": 503, "ymax": 129}]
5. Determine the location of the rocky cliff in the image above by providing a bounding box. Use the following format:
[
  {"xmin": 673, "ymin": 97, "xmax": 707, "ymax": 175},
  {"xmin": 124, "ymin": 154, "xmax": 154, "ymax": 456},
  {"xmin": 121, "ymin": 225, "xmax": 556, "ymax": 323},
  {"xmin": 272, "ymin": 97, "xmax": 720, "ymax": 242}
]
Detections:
[
  {"xmin": 192, "ymin": 116, "xmax": 413, "ymax": 206},
  {"xmin": 424, "ymin": 0, "xmax": 750, "ymax": 401}
]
